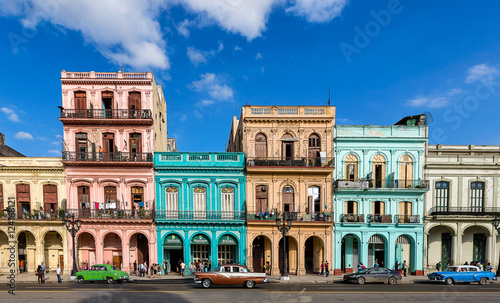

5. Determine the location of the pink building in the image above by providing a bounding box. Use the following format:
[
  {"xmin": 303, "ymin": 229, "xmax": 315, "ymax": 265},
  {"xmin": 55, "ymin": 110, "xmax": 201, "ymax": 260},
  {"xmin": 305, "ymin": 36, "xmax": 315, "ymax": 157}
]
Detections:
[{"xmin": 59, "ymin": 70, "xmax": 167, "ymax": 273}]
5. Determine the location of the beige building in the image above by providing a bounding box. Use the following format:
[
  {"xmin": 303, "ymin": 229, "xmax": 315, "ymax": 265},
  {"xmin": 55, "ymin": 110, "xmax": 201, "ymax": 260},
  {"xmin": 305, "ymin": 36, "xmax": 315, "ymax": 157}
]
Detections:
[
  {"xmin": 424, "ymin": 145, "xmax": 500, "ymax": 271},
  {"xmin": 0, "ymin": 157, "xmax": 69, "ymax": 274},
  {"xmin": 227, "ymin": 105, "xmax": 335, "ymax": 275}
]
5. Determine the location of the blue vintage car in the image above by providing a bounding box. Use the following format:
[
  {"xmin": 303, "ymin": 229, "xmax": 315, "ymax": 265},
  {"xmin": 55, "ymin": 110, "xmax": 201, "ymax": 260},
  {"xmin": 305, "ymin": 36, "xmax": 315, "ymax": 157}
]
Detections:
[{"xmin": 427, "ymin": 265, "xmax": 496, "ymax": 285}]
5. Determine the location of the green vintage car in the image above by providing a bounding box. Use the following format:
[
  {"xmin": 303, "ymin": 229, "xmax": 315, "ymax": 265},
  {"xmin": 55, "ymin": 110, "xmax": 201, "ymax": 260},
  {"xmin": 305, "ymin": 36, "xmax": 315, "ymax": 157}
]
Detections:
[{"xmin": 76, "ymin": 264, "xmax": 129, "ymax": 284}]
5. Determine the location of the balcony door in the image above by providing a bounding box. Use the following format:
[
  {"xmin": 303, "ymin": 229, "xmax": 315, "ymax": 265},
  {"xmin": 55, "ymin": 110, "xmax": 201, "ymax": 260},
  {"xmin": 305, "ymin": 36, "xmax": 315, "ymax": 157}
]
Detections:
[
  {"xmin": 129, "ymin": 133, "xmax": 142, "ymax": 160},
  {"xmin": 16, "ymin": 184, "xmax": 30, "ymax": 216},
  {"xmin": 131, "ymin": 186, "xmax": 144, "ymax": 210},
  {"xmin": 281, "ymin": 134, "xmax": 294, "ymax": 160},
  {"xmin": 255, "ymin": 185, "xmax": 268, "ymax": 214},
  {"xmin": 308, "ymin": 134, "xmax": 321, "ymax": 166},
  {"xmin": 193, "ymin": 187, "xmax": 207, "ymax": 219},
  {"xmin": 372, "ymin": 154, "xmax": 386, "ymax": 188},
  {"xmin": 398, "ymin": 202, "xmax": 412, "ymax": 223},
  {"xmin": 255, "ymin": 133, "xmax": 267, "ymax": 158},
  {"xmin": 308, "ymin": 186, "xmax": 320, "ymax": 215},
  {"xmin": 344, "ymin": 154, "xmax": 358, "ymax": 181},
  {"xmin": 128, "ymin": 92, "xmax": 141, "ymax": 118},
  {"xmin": 76, "ymin": 133, "xmax": 88, "ymax": 160},
  {"xmin": 399, "ymin": 155, "xmax": 413, "ymax": 188},
  {"xmin": 78, "ymin": 185, "xmax": 90, "ymax": 210},
  {"xmin": 104, "ymin": 186, "xmax": 117, "ymax": 209},
  {"xmin": 103, "ymin": 133, "xmax": 115, "ymax": 161},
  {"xmin": 75, "ymin": 91, "xmax": 87, "ymax": 117},
  {"xmin": 43, "ymin": 184, "xmax": 57, "ymax": 213},
  {"xmin": 282, "ymin": 186, "xmax": 294, "ymax": 212},
  {"xmin": 221, "ymin": 187, "xmax": 234, "ymax": 220},
  {"xmin": 102, "ymin": 91, "xmax": 114, "ymax": 118}
]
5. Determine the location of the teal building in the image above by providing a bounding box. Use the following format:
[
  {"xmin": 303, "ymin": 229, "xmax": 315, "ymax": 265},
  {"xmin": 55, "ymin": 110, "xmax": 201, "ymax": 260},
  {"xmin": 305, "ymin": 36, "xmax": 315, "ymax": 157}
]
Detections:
[
  {"xmin": 333, "ymin": 116, "xmax": 429, "ymax": 275},
  {"xmin": 154, "ymin": 152, "xmax": 246, "ymax": 272}
]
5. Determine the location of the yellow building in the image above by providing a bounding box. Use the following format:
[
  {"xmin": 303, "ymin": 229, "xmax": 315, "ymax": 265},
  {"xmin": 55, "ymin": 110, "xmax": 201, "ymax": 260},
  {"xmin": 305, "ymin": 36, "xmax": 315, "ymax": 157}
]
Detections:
[
  {"xmin": 0, "ymin": 157, "xmax": 69, "ymax": 274},
  {"xmin": 227, "ymin": 105, "xmax": 335, "ymax": 275}
]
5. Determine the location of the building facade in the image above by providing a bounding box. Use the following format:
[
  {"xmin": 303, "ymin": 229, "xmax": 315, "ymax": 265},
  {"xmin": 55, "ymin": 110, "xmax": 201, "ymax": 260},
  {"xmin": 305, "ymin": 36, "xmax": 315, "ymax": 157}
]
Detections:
[
  {"xmin": 424, "ymin": 145, "xmax": 500, "ymax": 271},
  {"xmin": 0, "ymin": 157, "xmax": 69, "ymax": 274},
  {"xmin": 154, "ymin": 152, "xmax": 247, "ymax": 272},
  {"xmin": 227, "ymin": 105, "xmax": 335, "ymax": 276},
  {"xmin": 333, "ymin": 121, "xmax": 428, "ymax": 275},
  {"xmin": 59, "ymin": 70, "xmax": 167, "ymax": 273}
]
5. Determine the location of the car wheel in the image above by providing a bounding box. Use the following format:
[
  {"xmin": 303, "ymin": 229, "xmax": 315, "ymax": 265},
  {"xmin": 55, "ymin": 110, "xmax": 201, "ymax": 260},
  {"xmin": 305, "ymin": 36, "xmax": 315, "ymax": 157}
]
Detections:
[
  {"xmin": 245, "ymin": 280, "xmax": 256, "ymax": 289},
  {"xmin": 107, "ymin": 277, "xmax": 114, "ymax": 284},
  {"xmin": 479, "ymin": 278, "xmax": 488, "ymax": 285},
  {"xmin": 388, "ymin": 276, "xmax": 397, "ymax": 285},
  {"xmin": 202, "ymin": 279, "xmax": 212, "ymax": 288},
  {"xmin": 357, "ymin": 277, "xmax": 366, "ymax": 285},
  {"xmin": 445, "ymin": 277, "xmax": 454, "ymax": 285},
  {"xmin": 77, "ymin": 276, "xmax": 85, "ymax": 284}
]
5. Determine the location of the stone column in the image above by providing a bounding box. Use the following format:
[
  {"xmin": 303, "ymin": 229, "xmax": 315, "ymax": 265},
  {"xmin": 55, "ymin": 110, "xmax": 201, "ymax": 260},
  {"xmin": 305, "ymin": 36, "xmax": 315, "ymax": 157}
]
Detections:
[
  {"xmin": 359, "ymin": 234, "xmax": 369, "ymax": 268},
  {"xmin": 271, "ymin": 232, "xmax": 280, "ymax": 276},
  {"xmin": 386, "ymin": 234, "xmax": 395, "ymax": 271},
  {"xmin": 96, "ymin": 242, "xmax": 104, "ymax": 265},
  {"xmin": 452, "ymin": 234, "xmax": 458, "ymax": 265},
  {"xmin": 487, "ymin": 234, "xmax": 494, "ymax": 265},
  {"xmin": 344, "ymin": 236, "xmax": 354, "ymax": 273},
  {"xmin": 123, "ymin": 238, "xmax": 130, "ymax": 273}
]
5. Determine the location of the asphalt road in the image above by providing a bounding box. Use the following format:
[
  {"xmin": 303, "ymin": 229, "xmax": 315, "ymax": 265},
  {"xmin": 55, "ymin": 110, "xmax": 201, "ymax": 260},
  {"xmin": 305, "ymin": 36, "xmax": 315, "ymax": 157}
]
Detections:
[{"xmin": 2, "ymin": 281, "xmax": 499, "ymax": 302}]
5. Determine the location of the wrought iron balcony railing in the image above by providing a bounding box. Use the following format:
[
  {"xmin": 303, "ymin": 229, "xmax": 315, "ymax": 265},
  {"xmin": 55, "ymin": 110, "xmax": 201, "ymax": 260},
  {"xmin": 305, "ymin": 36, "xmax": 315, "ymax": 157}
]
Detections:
[
  {"xmin": 340, "ymin": 214, "xmax": 364, "ymax": 223},
  {"xmin": 247, "ymin": 157, "xmax": 334, "ymax": 168},
  {"xmin": 62, "ymin": 151, "xmax": 153, "ymax": 162},
  {"xmin": 394, "ymin": 214, "xmax": 421, "ymax": 224},
  {"xmin": 65, "ymin": 209, "xmax": 154, "ymax": 219},
  {"xmin": 60, "ymin": 109, "xmax": 152, "ymax": 119},
  {"xmin": 155, "ymin": 210, "xmax": 246, "ymax": 221},
  {"xmin": 366, "ymin": 214, "xmax": 393, "ymax": 223},
  {"xmin": 335, "ymin": 179, "xmax": 429, "ymax": 189},
  {"xmin": 429, "ymin": 207, "xmax": 500, "ymax": 216},
  {"xmin": 0, "ymin": 211, "xmax": 66, "ymax": 220},
  {"xmin": 245, "ymin": 210, "xmax": 333, "ymax": 222}
]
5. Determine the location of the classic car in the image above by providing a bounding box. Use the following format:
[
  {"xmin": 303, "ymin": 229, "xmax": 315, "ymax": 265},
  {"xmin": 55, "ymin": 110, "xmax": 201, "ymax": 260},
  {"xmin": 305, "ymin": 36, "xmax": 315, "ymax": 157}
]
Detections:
[
  {"xmin": 427, "ymin": 265, "xmax": 496, "ymax": 285},
  {"xmin": 343, "ymin": 267, "xmax": 402, "ymax": 285},
  {"xmin": 194, "ymin": 264, "xmax": 267, "ymax": 288},
  {"xmin": 76, "ymin": 264, "xmax": 129, "ymax": 284}
]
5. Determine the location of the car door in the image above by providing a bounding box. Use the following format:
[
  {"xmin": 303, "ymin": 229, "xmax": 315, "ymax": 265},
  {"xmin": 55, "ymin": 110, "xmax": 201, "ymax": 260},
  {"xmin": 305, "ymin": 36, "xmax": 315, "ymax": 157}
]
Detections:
[
  {"xmin": 377, "ymin": 268, "xmax": 390, "ymax": 282},
  {"xmin": 218, "ymin": 266, "xmax": 233, "ymax": 285},
  {"xmin": 88, "ymin": 266, "xmax": 98, "ymax": 280},
  {"xmin": 364, "ymin": 268, "xmax": 379, "ymax": 282},
  {"xmin": 99, "ymin": 266, "xmax": 108, "ymax": 280}
]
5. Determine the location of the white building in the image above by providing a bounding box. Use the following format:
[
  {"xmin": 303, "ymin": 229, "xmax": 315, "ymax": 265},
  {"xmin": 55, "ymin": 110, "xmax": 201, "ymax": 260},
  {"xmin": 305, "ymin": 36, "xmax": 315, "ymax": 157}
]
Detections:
[{"xmin": 424, "ymin": 145, "xmax": 500, "ymax": 271}]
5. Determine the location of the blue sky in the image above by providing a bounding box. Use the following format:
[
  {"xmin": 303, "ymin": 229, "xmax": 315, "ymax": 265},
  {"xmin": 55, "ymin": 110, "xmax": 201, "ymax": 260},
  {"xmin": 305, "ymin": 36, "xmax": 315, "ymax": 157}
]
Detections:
[{"xmin": 0, "ymin": 0, "xmax": 499, "ymax": 156}]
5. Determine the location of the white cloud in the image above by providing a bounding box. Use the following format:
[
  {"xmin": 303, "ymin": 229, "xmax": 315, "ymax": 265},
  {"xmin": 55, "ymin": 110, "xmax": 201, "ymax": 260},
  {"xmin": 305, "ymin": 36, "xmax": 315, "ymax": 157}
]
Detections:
[
  {"xmin": 406, "ymin": 96, "xmax": 449, "ymax": 109},
  {"xmin": 15, "ymin": 131, "xmax": 33, "ymax": 140},
  {"xmin": 255, "ymin": 52, "xmax": 263, "ymax": 59},
  {"xmin": 48, "ymin": 150, "xmax": 60, "ymax": 155},
  {"xmin": 188, "ymin": 73, "xmax": 234, "ymax": 101},
  {"xmin": 187, "ymin": 47, "xmax": 208, "ymax": 66},
  {"xmin": 180, "ymin": 114, "xmax": 187, "ymax": 121},
  {"xmin": 0, "ymin": 107, "xmax": 20, "ymax": 122},
  {"xmin": 286, "ymin": 0, "xmax": 347, "ymax": 22},
  {"xmin": 234, "ymin": 46, "xmax": 242, "ymax": 51},
  {"xmin": 176, "ymin": 18, "xmax": 195, "ymax": 38},
  {"xmin": 465, "ymin": 63, "xmax": 499, "ymax": 84},
  {"xmin": 1, "ymin": 0, "xmax": 170, "ymax": 69},
  {"xmin": 194, "ymin": 110, "xmax": 203, "ymax": 119},
  {"xmin": 196, "ymin": 100, "xmax": 215, "ymax": 107},
  {"xmin": 50, "ymin": 141, "xmax": 60, "ymax": 145}
]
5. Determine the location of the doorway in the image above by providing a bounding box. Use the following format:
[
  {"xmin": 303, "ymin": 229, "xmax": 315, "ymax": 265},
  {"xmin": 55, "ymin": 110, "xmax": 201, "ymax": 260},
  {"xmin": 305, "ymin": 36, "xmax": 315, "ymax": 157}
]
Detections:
[
  {"xmin": 102, "ymin": 91, "xmax": 114, "ymax": 118},
  {"xmin": 441, "ymin": 233, "xmax": 452, "ymax": 266},
  {"xmin": 102, "ymin": 133, "xmax": 115, "ymax": 160}
]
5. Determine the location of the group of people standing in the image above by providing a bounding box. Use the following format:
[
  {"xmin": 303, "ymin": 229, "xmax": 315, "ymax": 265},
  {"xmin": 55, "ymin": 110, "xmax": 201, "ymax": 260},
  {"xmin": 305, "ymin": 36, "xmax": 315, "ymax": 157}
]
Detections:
[
  {"xmin": 189, "ymin": 260, "xmax": 212, "ymax": 273},
  {"xmin": 133, "ymin": 260, "xmax": 168, "ymax": 278},
  {"xmin": 35, "ymin": 262, "xmax": 62, "ymax": 284}
]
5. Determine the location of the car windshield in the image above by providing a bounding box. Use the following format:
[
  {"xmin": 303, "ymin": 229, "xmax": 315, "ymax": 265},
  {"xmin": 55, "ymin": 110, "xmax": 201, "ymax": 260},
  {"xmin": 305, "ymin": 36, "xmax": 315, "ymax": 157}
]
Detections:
[
  {"xmin": 111, "ymin": 266, "xmax": 118, "ymax": 271},
  {"xmin": 447, "ymin": 267, "xmax": 459, "ymax": 272}
]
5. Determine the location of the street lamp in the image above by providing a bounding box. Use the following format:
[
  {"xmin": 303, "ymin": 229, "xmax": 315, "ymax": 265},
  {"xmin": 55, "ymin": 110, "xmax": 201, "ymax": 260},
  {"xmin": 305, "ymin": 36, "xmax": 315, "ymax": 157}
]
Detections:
[
  {"xmin": 492, "ymin": 216, "xmax": 500, "ymax": 277},
  {"xmin": 65, "ymin": 213, "xmax": 82, "ymax": 276},
  {"xmin": 276, "ymin": 215, "xmax": 293, "ymax": 280}
]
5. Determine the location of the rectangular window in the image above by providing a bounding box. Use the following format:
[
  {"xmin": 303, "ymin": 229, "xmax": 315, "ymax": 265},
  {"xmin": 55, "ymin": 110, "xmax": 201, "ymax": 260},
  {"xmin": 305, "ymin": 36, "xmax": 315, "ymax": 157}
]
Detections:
[
  {"xmin": 470, "ymin": 182, "xmax": 485, "ymax": 211},
  {"xmin": 221, "ymin": 188, "xmax": 234, "ymax": 220},
  {"xmin": 193, "ymin": 187, "xmax": 206, "ymax": 219},
  {"xmin": 165, "ymin": 187, "xmax": 178, "ymax": 219},
  {"xmin": 435, "ymin": 181, "xmax": 449, "ymax": 211},
  {"xmin": 16, "ymin": 184, "xmax": 30, "ymax": 216},
  {"xmin": 43, "ymin": 184, "xmax": 58, "ymax": 213}
]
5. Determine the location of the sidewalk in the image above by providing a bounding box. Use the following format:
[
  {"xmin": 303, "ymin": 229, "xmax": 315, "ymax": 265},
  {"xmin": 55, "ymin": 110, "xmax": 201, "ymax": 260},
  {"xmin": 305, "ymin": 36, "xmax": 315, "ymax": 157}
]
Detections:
[{"xmin": 0, "ymin": 272, "xmax": 71, "ymax": 284}]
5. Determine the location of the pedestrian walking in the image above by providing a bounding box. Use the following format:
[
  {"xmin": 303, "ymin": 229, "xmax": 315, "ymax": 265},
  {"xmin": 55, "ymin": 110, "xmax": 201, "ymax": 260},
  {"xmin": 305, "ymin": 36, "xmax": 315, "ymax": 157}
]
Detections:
[
  {"xmin": 180, "ymin": 261, "xmax": 186, "ymax": 277},
  {"xmin": 320, "ymin": 261, "xmax": 325, "ymax": 276},
  {"xmin": 395, "ymin": 261, "xmax": 400, "ymax": 271},
  {"xmin": 133, "ymin": 260, "xmax": 137, "ymax": 275},
  {"xmin": 402, "ymin": 260, "xmax": 407, "ymax": 277},
  {"xmin": 374, "ymin": 259, "xmax": 379, "ymax": 268},
  {"xmin": 163, "ymin": 260, "xmax": 169, "ymax": 275},
  {"xmin": 56, "ymin": 264, "xmax": 62, "ymax": 283},
  {"xmin": 325, "ymin": 261, "xmax": 330, "ymax": 277},
  {"xmin": 41, "ymin": 261, "xmax": 46, "ymax": 278},
  {"xmin": 436, "ymin": 261, "xmax": 441, "ymax": 272},
  {"xmin": 36, "ymin": 265, "xmax": 43, "ymax": 283},
  {"xmin": 266, "ymin": 261, "xmax": 271, "ymax": 275}
]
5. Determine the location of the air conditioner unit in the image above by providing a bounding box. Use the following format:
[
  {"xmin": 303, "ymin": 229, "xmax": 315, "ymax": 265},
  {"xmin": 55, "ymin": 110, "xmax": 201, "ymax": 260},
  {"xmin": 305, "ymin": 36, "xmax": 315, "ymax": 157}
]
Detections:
[{"xmin": 262, "ymin": 186, "xmax": 268, "ymax": 192}]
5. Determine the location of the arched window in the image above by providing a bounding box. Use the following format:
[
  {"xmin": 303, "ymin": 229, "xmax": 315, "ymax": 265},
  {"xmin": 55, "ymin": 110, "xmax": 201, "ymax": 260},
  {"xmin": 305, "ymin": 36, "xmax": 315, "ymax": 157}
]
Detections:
[
  {"xmin": 398, "ymin": 201, "xmax": 412, "ymax": 223},
  {"xmin": 344, "ymin": 154, "xmax": 358, "ymax": 181},
  {"xmin": 282, "ymin": 186, "xmax": 294, "ymax": 212},
  {"xmin": 399, "ymin": 155, "xmax": 413, "ymax": 188},
  {"xmin": 221, "ymin": 187, "xmax": 234, "ymax": 220},
  {"xmin": 307, "ymin": 186, "xmax": 321, "ymax": 215},
  {"xmin": 372, "ymin": 154, "xmax": 386, "ymax": 188},
  {"xmin": 281, "ymin": 133, "xmax": 294, "ymax": 160},
  {"xmin": 308, "ymin": 134, "xmax": 321, "ymax": 166},
  {"xmin": 193, "ymin": 187, "xmax": 207, "ymax": 219},
  {"xmin": 372, "ymin": 201, "xmax": 385, "ymax": 215},
  {"xmin": 255, "ymin": 133, "xmax": 267, "ymax": 158},
  {"xmin": 165, "ymin": 187, "xmax": 178, "ymax": 218}
]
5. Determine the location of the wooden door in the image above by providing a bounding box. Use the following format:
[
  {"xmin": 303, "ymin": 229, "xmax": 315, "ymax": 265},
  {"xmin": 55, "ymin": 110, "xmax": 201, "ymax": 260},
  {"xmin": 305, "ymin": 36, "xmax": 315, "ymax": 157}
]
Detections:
[
  {"xmin": 128, "ymin": 92, "xmax": 141, "ymax": 118},
  {"xmin": 104, "ymin": 186, "xmax": 117, "ymax": 206},
  {"xmin": 43, "ymin": 184, "xmax": 58, "ymax": 213},
  {"xmin": 255, "ymin": 185, "xmax": 268, "ymax": 213},
  {"xmin": 129, "ymin": 133, "xmax": 142, "ymax": 160},
  {"xmin": 16, "ymin": 184, "xmax": 30, "ymax": 216},
  {"xmin": 59, "ymin": 255, "xmax": 64, "ymax": 271},
  {"xmin": 113, "ymin": 256, "xmax": 122, "ymax": 269},
  {"xmin": 255, "ymin": 134, "xmax": 267, "ymax": 158},
  {"xmin": 103, "ymin": 133, "xmax": 115, "ymax": 160},
  {"xmin": 75, "ymin": 91, "xmax": 87, "ymax": 117}
]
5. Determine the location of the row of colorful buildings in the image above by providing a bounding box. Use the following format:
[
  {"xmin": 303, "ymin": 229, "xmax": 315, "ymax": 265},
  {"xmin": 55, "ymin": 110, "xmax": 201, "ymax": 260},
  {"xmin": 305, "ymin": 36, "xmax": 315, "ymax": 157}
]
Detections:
[{"xmin": 0, "ymin": 71, "xmax": 499, "ymax": 276}]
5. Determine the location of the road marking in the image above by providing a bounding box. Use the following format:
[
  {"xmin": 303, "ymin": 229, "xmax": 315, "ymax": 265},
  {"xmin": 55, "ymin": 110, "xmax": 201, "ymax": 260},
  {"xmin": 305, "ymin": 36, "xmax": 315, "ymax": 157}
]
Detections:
[{"xmin": 25, "ymin": 287, "xmax": 69, "ymax": 289}]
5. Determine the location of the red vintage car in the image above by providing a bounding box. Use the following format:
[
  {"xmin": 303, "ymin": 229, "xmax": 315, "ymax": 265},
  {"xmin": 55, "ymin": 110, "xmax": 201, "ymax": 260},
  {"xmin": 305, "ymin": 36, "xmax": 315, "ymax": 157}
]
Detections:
[{"xmin": 194, "ymin": 265, "xmax": 267, "ymax": 288}]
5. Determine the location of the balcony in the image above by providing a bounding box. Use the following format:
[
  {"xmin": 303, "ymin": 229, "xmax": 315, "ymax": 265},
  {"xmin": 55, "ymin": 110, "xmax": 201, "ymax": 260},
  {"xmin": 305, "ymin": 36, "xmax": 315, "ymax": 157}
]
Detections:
[
  {"xmin": 340, "ymin": 214, "xmax": 364, "ymax": 223},
  {"xmin": 155, "ymin": 210, "xmax": 246, "ymax": 221},
  {"xmin": 335, "ymin": 179, "xmax": 429, "ymax": 191},
  {"xmin": 66, "ymin": 209, "xmax": 154, "ymax": 220},
  {"xmin": 155, "ymin": 152, "xmax": 245, "ymax": 168},
  {"xmin": 429, "ymin": 207, "xmax": 500, "ymax": 216},
  {"xmin": 394, "ymin": 214, "xmax": 421, "ymax": 224},
  {"xmin": 0, "ymin": 211, "xmax": 65, "ymax": 220},
  {"xmin": 59, "ymin": 109, "xmax": 153, "ymax": 125},
  {"xmin": 62, "ymin": 152, "xmax": 153, "ymax": 167},
  {"xmin": 247, "ymin": 157, "xmax": 334, "ymax": 168},
  {"xmin": 367, "ymin": 214, "xmax": 393, "ymax": 223}
]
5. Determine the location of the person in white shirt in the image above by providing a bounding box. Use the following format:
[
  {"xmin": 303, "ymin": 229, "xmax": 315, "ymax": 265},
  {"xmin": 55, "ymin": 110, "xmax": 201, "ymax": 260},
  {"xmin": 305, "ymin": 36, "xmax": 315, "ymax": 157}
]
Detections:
[{"xmin": 56, "ymin": 264, "xmax": 62, "ymax": 283}]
